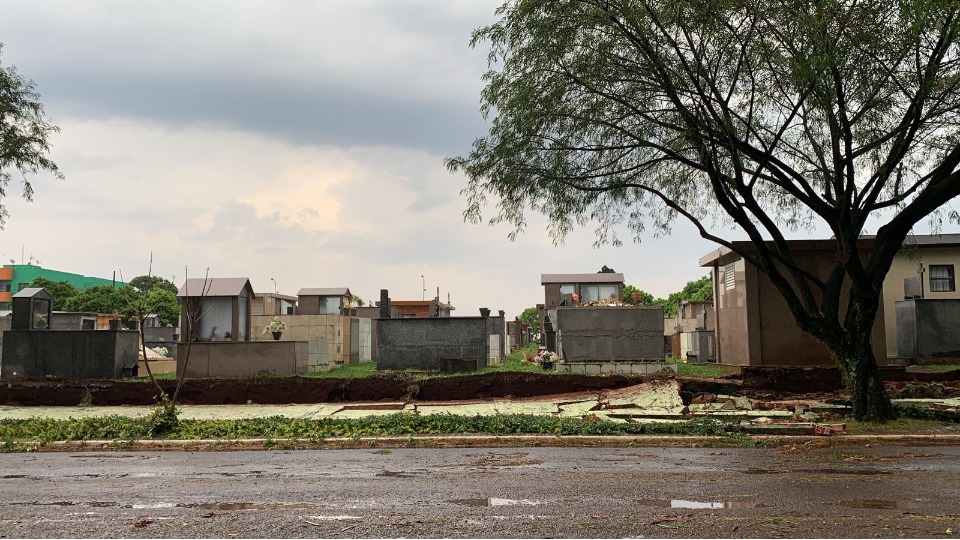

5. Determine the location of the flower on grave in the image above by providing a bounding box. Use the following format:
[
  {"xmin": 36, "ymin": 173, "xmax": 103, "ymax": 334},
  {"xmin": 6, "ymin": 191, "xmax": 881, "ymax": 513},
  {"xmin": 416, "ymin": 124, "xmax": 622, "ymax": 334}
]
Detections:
[
  {"xmin": 535, "ymin": 350, "xmax": 557, "ymax": 365},
  {"xmin": 263, "ymin": 316, "xmax": 287, "ymax": 334}
]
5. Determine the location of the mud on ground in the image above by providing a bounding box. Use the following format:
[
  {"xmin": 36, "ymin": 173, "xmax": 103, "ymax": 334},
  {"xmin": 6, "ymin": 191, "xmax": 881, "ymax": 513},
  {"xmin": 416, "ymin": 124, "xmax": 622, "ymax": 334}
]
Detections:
[
  {"xmin": 0, "ymin": 372, "xmax": 667, "ymax": 407},
  {"xmin": 1, "ymin": 366, "xmax": 957, "ymax": 407}
]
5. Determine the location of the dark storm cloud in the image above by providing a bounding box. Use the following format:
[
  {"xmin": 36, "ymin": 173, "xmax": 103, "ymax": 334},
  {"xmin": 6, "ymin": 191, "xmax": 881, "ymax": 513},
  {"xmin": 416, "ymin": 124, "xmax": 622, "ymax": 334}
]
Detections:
[
  {"xmin": 37, "ymin": 68, "xmax": 488, "ymax": 155},
  {"xmin": 0, "ymin": 1, "xmax": 498, "ymax": 155}
]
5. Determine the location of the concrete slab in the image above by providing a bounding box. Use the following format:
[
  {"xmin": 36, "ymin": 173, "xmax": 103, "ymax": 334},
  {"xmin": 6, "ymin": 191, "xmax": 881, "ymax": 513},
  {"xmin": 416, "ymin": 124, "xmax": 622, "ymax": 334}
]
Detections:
[
  {"xmin": 602, "ymin": 380, "xmax": 686, "ymax": 414},
  {"xmin": 492, "ymin": 401, "xmax": 560, "ymax": 416},
  {"xmin": 557, "ymin": 400, "xmax": 601, "ymax": 418},
  {"xmin": 415, "ymin": 403, "xmax": 502, "ymax": 416},
  {"xmin": 895, "ymin": 398, "xmax": 960, "ymax": 408}
]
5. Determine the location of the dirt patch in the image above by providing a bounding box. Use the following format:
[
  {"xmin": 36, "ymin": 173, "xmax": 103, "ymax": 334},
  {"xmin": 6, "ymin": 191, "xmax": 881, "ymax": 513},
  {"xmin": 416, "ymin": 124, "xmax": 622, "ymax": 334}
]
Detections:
[
  {"xmin": 4, "ymin": 366, "xmax": 957, "ymax": 407},
  {"xmin": 0, "ymin": 372, "xmax": 661, "ymax": 407}
]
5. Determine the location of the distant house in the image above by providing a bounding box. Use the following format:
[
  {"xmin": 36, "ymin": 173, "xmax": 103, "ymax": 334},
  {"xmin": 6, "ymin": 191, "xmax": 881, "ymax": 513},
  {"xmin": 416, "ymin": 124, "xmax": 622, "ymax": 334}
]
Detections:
[
  {"xmin": 383, "ymin": 299, "xmax": 455, "ymax": 318},
  {"xmin": 298, "ymin": 288, "xmax": 351, "ymax": 315},
  {"xmin": 698, "ymin": 235, "xmax": 960, "ymax": 366},
  {"xmin": 539, "ymin": 272, "xmax": 625, "ymax": 337},
  {"xmin": 177, "ymin": 277, "xmax": 255, "ymax": 342},
  {"xmin": 252, "ymin": 292, "xmax": 298, "ymax": 316}
]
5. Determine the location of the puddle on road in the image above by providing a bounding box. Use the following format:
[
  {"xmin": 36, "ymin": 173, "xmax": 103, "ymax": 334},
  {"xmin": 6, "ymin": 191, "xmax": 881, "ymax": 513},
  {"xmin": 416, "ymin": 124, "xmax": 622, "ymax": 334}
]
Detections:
[
  {"xmin": 450, "ymin": 498, "xmax": 541, "ymax": 507},
  {"xmin": 636, "ymin": 499, "xmax": 764, "ymax": 509},
  {"xmin": 179, "ymin": 502, "xmax": 325, "ymax": 511},
  {"xmin": 376, "ymin": 471, "xmax": 415, "ymax": 478},
  {"xmin": 69, "ymin": 454, "xmax": 137, "ymax": 459},
  {"xmin": 836, "ymin": 499, "xmax": 923, "ymax": 511},
  {"xmin": 744, "ymin": 468, "xmax": 891, "ymax": 476}
]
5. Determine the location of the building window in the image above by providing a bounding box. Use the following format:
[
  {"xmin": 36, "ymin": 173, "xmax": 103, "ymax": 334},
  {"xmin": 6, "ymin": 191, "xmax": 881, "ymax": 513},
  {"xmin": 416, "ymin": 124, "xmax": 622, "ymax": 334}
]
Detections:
[
  {"xmin": 559, "ymin": 284, "xmax": 575, "ymax": 296},
  {"xmin": 929, "ymin": 264, "xmax": 956, "ymax": 292},
  {"xmin": 581, "ymin": 284, "xmax": 619, "ymax": 303}
]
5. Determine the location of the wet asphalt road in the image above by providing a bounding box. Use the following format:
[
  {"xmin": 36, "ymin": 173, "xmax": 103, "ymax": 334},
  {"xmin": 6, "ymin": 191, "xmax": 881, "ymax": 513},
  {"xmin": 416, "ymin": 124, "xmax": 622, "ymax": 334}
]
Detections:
[{"xmin": 1, "ymin": 443, "xmax": 958, "ymax": 538}]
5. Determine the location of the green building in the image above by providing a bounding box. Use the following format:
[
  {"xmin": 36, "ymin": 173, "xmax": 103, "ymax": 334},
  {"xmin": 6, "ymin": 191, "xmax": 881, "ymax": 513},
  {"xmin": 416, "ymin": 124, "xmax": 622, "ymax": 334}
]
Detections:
[{"xmin": 0, "ymin": 264, "xmax": 122, "ymax": 310}]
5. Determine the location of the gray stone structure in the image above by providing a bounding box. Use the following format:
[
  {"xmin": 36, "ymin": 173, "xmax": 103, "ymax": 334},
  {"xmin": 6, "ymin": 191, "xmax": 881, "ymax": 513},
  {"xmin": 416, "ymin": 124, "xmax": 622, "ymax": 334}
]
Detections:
[
  {"xmin": 896, "ymin": 299, "xmax": 960, "ymax": 359},
  {"xmin": 50, "ymin": 312, "xmax": 99, "ymax": 330},
  {"xmin": 354, "ymin": 305, "xmax": 402, "ymax": 362},
  {"xmin": 556, "ymin": 306, "xmax": 665, "ymax": 361},
  {"xmin": 1, "ymin": 289, "xmax": 140, "ymax": 378},
  {"xmin": 2, "ymin": 329, "xmax": 139, "ymax": 378},
  {"xmin": 377, "ymin": 317, "xmax": 489, "ymax": 372},
  {"xmin": 177, "ymin": 341, "xmax": 308, "ymax": 378}
]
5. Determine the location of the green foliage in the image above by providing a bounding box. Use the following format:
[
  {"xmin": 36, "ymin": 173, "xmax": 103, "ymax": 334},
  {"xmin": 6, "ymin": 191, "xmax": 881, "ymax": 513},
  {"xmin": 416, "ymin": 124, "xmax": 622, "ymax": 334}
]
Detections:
[
  {"xmin": 677, "ymin": 276, "xmax": 713, "ymax": 303},
  {"xmin": 129, "ymin": 275, "xmax": 178, "ymax": 295},
  {"xmin": 598, "ymin": 265, "xmax": 616, "ymax": 273},
  {"xmin": 894, "ymin": 404, "xmax": 960, "ymax": 424},
  {"xmin": 483, "ymin": 342, "xmax": 543, "ymax": 373},
  {"xmin": 25, "ymin": 277, "xmax": 79, "ymax": 310},
  {"xmin": 301, "ymin": 362, "xmax": 378, "ymax": 379},
  {"xmin": 0, "ymin": 43, "xmax": 63, "ymax": 228},
  {"xmin": 63, "ymin": 285, "xmax": 136, "ymax": 317},
  {"xmin": 144, "ymin": 288, "xmax": 180, "ymax": 326},
  {"xmin": 142, "ymin": 394, "xmax": 179, "ymax": 436},
  {"xmin": 669, "ymin": 360, "xmax": 728, "ymax": 378},
  {"xmin": 0, "ymin": 413, "xmax": 731, "ymax": 443},
  {"xmin": 519, "ymin": 306, "xmax": 540, "ymax": 333},
  {"xmin": 621, "ymin": 285, "xmax": 653, "ymax": 305},
  {"xmin": 623, "ymin": 276, "xmax": 713, "ymax": 316}
]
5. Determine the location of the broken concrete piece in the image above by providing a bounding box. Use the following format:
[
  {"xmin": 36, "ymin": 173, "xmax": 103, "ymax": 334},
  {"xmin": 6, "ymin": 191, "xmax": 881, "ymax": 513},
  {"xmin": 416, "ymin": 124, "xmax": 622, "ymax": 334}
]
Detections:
[{"xmin": 601, "ymin": 380, "xmax": 686, "ymax": 415}]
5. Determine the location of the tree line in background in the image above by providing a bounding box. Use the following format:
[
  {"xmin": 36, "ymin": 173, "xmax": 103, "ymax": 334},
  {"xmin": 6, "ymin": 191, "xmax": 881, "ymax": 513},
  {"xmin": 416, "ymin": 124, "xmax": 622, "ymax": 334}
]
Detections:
[
  {"xmin": 622, "ymin": 276, "xmax": 712, "ymax": 318},
  {"xmin": 25, "ymin": 275, "xmax": 180, "ymax": 326}
]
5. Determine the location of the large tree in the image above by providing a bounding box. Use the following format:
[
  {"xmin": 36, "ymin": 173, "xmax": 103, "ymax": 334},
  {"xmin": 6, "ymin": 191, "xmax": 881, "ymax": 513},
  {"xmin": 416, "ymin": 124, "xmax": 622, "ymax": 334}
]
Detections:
[
  {"xmin": 448, "ymin": 0, "xmax": 960, "ymax": 421},
  {"xmin": 63, "ymin": 285, "xmax": 135, "ymax": 317},
  {"xmin": 129, "ymin": 275, "xmax": 178, "ymax": 296},
  {"xmin": 0, "ymin": 43, "xmax": 63, "ymax": 227},
  {"xmin": 25, "ymin": 277, "xmax": 78, "ymax": 311},
  {"xmin": 519, "ymin": 306, "xmax": 541, "ymax": 333}
]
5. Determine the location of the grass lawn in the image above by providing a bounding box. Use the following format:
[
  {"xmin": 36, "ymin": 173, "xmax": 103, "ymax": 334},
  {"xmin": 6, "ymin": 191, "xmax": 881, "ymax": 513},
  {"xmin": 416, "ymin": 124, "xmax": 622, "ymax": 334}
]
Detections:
[{"xmin": 910, "ymin": 364, "xmax": 960, "ymax": 372}]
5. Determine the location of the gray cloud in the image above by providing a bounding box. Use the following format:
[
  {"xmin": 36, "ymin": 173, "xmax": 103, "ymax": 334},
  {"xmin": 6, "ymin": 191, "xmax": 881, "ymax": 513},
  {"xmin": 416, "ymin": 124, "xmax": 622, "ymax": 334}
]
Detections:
[{"xmin": 1, "ymin": 1, "xmax": 497, "ymax": 156}]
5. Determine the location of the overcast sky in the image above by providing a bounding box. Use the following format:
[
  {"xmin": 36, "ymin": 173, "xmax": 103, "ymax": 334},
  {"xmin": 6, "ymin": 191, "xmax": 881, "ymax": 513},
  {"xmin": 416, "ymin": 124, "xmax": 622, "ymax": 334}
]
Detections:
[{"xmin": 2, "ymin": 1, "xmax": 956, "ymax": 319}]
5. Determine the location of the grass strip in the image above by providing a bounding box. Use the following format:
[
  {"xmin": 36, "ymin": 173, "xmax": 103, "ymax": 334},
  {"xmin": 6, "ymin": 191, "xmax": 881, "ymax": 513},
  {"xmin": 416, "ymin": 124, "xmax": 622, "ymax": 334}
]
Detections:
[{"xmin": 1, "ymin": 413, "xmax": 729, "ymax": 444}]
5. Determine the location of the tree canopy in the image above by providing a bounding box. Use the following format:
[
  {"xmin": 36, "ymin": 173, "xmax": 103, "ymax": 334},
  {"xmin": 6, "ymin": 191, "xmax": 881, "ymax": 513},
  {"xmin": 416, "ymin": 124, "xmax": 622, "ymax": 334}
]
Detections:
[
  {"xmin": 63, "ymin": 285, "xmax": 135, "ymax": 316},
  {"xmin": 449, "ymin": 0, "xmax": 960, "ymax": 421},
  {"xmin": 129, "ymin": 275, "xmax": 178, "ymax": 296},
  {"xmin": 25, "ymin": 277, "xmax": 78, "ymax": 311},
  {"xmin": 144, "ymin": 288, "xmax": 180, "ymax": 326},
  {"xmin": 0, "ymin": 43, "xmax": 63, "ymax": 228},
  {"xmin": 519, "ymin": 306, "xmax": 541, "ymax": 333},
  {"xmin": 622, "ymin": 276, "xmax": 712, "ymax": 316}
]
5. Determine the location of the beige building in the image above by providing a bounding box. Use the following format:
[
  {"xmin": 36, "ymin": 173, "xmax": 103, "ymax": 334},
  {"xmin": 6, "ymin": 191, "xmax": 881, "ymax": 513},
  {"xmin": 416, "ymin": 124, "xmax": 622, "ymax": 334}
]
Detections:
[
  {"xmin": 882, "ymin": 234, "xmax": 960, "ymax": 357},
  {"xmin": 699, "ymin": 235, "xmax": 960, "ymax": 366}
]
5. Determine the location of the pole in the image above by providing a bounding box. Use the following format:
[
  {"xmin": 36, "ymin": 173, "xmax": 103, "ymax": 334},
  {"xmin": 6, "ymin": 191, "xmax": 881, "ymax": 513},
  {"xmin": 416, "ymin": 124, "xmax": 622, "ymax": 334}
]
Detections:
[{"xmin": 421, "ymin": 275, "xmax": 425, "ymax": 301}]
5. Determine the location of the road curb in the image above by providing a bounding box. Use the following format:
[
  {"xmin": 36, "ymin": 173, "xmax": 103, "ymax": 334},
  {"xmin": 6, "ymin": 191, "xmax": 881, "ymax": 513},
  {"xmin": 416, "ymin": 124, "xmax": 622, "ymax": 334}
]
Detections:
[{"xmin": 8, "ymin": 433, "xmax": 960, "ymax": 452}]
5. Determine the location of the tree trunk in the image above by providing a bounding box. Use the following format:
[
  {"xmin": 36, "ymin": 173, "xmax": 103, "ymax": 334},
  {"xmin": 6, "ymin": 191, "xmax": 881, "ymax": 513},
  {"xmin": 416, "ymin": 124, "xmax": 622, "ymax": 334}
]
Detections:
[
  {"xmin": 833, "ymin": 342, "xmax": 896, "ymax": 422},
  {"xmin": 829, "ymin": 283, "xmax": 897, "ymax": 422}
]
